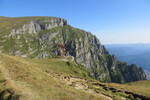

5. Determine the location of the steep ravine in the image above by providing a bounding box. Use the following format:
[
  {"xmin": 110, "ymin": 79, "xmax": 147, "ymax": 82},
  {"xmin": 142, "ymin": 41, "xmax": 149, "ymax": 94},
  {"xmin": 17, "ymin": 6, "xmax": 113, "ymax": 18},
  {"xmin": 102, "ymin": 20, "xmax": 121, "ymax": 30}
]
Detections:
[{"xmin": 0, "ymin": 17, "xmax": 147, "ymax": 83}]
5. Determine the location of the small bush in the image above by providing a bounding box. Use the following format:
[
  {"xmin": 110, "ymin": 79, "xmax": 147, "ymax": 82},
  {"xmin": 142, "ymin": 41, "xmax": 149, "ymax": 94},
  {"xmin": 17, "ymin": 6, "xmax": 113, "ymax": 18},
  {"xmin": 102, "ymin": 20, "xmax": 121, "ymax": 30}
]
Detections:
[{"xmin": 66, "ymin": 61, "xmax": 70, "ymax": 66}]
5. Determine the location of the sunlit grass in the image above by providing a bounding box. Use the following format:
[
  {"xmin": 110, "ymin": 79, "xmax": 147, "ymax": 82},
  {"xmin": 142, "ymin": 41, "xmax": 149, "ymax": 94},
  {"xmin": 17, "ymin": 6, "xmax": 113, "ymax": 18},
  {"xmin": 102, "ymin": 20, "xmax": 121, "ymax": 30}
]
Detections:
[
  {"xmin": 0, "ymin": 54, "xmax": 107, "ymax": 100},
  {"xmin": 107, "ymin": 80, "xmax": 150, "ymax": 97}
]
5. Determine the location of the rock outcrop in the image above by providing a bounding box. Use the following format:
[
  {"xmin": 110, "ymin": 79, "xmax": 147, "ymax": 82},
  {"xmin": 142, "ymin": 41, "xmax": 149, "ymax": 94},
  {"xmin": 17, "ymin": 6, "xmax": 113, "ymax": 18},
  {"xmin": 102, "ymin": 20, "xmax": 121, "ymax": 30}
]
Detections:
[
  {"xmin": 10, "ymin": 18, "xmax": 67, "ymax": 36},
  {"xmin": 0, "ymin": 17, "xmax": 147, "ymax": 83}
]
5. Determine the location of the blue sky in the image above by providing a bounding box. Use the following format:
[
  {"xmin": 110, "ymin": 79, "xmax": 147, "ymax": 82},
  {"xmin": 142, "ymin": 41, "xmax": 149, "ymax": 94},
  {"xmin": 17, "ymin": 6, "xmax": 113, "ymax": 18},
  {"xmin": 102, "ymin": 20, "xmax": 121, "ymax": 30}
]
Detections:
[{"xmin": 0, "ymin": 0, "xmax": 150, "ymax": 44}]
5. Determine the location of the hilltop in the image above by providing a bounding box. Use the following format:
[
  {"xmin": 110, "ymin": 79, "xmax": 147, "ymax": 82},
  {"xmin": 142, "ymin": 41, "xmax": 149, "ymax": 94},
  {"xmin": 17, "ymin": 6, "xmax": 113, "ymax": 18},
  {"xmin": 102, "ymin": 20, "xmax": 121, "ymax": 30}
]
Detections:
[{"xmin": 0, "ymin": 16, "xmax": 146, "ymax": 83}]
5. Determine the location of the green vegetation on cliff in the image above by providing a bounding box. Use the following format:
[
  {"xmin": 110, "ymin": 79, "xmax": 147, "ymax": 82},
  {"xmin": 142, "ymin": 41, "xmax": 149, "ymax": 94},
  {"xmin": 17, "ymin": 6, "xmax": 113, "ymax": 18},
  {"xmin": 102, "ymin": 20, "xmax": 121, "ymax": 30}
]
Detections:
[{"xmin": 0, "ymin": 16, "xmax": 147, "ymax": 84}]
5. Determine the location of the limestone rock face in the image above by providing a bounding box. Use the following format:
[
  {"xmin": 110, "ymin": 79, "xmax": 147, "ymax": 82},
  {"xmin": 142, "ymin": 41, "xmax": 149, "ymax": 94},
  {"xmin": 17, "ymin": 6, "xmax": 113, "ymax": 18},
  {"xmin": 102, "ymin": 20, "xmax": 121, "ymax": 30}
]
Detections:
[
  {"xmin": 10, "ymin": 18, "xmax": 67, "ymax": 36},
  {"xmin": 0, "ymin": 17, "xmax": 147, "ymax": 83}
]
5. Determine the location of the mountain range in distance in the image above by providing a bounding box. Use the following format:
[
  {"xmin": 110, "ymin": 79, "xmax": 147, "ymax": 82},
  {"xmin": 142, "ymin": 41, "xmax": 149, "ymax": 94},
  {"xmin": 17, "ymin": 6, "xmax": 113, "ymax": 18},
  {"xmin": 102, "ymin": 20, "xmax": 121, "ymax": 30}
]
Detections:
[{"xmin": 104, "ymin": 43, "xmax": 150, "ymax": 79}]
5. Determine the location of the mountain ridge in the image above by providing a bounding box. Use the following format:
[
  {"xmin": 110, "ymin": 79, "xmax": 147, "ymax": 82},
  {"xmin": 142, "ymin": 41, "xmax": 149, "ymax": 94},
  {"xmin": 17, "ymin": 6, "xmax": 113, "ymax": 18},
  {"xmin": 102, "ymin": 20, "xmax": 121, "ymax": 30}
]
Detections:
[{"xmin": 0, "ymin": 16, "xmax": 147, "ymax": 83}]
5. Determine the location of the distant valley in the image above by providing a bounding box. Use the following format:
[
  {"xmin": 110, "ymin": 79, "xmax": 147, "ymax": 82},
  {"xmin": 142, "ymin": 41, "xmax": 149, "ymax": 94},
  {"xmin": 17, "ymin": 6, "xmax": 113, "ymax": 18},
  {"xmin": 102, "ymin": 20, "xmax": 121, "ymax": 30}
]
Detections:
[{"xmin": 105, "ymin": 43, "xmax": 150, "ymax": 78}]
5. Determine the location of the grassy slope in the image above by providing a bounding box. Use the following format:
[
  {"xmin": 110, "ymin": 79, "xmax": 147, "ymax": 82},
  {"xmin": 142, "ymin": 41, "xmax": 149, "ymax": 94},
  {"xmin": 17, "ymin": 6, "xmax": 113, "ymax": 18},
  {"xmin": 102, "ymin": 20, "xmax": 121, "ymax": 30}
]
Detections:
[
  {"xmin": 0, "ymin": 54, "xmax": 109, "ymax": 100},
  {"xmin": 0, "ymin": 54, "xmax": 150, "ymax": 100},
  {"xmin": 107, "ymin": 80, "xmax": 150, "ymax": 98}
]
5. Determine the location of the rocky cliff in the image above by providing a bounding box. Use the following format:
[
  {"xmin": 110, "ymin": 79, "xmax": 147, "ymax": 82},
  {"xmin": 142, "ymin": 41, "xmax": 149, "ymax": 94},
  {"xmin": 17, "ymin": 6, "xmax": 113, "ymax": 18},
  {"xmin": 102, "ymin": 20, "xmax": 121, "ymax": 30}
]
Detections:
[{"xmin": 0, "ymin": 16, "xmax": 147, "ymax": 83}]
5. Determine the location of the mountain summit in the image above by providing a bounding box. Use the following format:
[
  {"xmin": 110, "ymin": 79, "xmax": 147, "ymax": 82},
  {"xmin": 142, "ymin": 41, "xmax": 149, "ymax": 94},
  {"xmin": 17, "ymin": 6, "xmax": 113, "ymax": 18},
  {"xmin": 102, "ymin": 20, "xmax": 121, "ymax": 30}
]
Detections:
[{"xmin": 0, "ymin": 16, "xmax": 147, "ymax": 83}]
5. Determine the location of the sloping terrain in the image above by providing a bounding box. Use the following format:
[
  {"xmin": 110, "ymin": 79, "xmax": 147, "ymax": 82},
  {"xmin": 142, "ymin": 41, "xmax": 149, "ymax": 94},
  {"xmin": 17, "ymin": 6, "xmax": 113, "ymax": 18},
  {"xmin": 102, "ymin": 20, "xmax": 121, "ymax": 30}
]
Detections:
[
  {"xmin": 0, "ymin": 16, "xmax": 147, "ymax": 83},
  {"xmin": 108, "ymin": 80, "xmax": 150, "ymax": 99},
  {"xmin": 0, "ymin": 54, "xmax": 108, "ymax": 100},
  {"xmin": 0, "ymin": 54, "xmax": 150, "ymax": 100}
]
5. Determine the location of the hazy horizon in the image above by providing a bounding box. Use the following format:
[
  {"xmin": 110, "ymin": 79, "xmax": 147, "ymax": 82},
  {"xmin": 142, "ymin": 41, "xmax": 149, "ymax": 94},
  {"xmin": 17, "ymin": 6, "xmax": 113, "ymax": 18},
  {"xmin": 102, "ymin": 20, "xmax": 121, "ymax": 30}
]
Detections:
[{"xmin": 103, "ymin": 43, "xmax": 150, "ymax": 45}]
